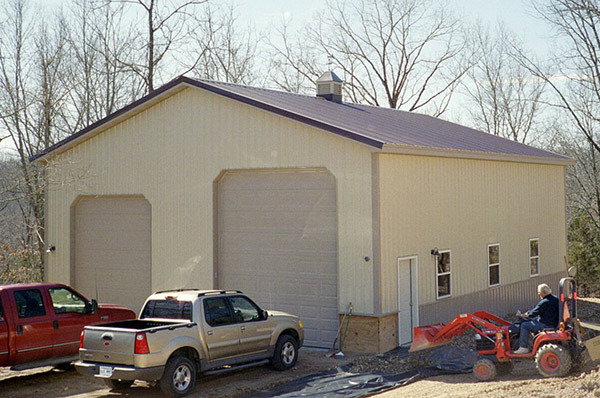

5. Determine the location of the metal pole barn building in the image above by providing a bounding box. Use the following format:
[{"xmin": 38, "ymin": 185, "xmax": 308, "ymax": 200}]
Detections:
[{"xmin": 32, "ymin": 74, "xmax": 572, "ymax": 352}]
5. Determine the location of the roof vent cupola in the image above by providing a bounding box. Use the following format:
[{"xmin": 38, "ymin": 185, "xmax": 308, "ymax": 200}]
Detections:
[{"xmin": 316, "ymin": 71, "xmax": 343, "ymax": 103}]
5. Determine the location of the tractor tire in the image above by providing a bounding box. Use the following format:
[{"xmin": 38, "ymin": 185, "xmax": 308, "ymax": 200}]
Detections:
[
  {"xmin": 535, "ymin": 343, "xmax": 572, "ymax": 377},
  {"xmin": 496, "ymin": 361, "xmax": 514, "ymax": 375},
  {"xmin": 159, "ymin": 355, "xmax": 197, "ymax": 397},
  {"xmin": 473, "ymin": 358, "xmax": 497, "ymax": 381}
]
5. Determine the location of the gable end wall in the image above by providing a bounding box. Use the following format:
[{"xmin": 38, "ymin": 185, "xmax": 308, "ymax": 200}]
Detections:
[{"xmin": 43, "ymin": 87, "xmax": 376, "ymax": 314}]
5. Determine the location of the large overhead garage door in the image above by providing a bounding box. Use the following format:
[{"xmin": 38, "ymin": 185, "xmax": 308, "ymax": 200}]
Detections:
[
  {"xmin": 73, "ymin": 196, "xmax": 152, "ymax": 314},
  {"xmin": 218, "ymin": 169, "xmax": 338, "ymax": 348}
]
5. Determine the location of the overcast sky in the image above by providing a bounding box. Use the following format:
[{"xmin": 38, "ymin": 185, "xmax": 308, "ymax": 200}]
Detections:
[
  {"xmin": 237, "ymin": 0, "xmax": 552, "ymax": 54},
  {"xmin": 40, "ymin": 0, "xmax": 552, "ymax": 53}
]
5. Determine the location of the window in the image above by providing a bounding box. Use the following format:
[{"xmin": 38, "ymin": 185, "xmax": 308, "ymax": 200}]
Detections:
[
  {"xmin": 49, "ymin": 287, "xmax": 87, "ymax": 314},
  {"xmin": 530, "ymin": 239, "xmax": 539, "ymax": 276},
  {"xmin": 0, "ymin": 297, "xmax": 3, "ymax": 319},
  {"xmin": 488, "ymin": 244, "xmax": 500, "ymax": 286},
  {"xmin": 203, "ymin": 297, "xmax": 234, "ymax": 326},
  {"xmin": 229, "ymin": 296, "xmax": 262, "ymax": 322},
  {"xmin": 436, "ymin": 250, "xmax": 451, "ymax": 298},
  {"xmin": 141, "ymin": 299, "xmax": 192, "ymax": 320},
  {"xmin": 14, "ymin": 289, "xmax": 46, "ymax": 318}
]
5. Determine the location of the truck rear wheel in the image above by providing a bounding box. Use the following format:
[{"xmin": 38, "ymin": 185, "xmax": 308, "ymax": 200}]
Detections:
[
  {"xmin": 535, "ymin": 343, "xmax": 571, "ymax": 377},
  {"xmin": 159, "ymin": 355, "xmax": 197, "ymax": 397},
  {"xmin": 104, "ymin": 379, "xmax": 134, "ymax": 390},
  {"xmin": 271, "ymin": 335, "xmax": 298, "ymax": 371}
]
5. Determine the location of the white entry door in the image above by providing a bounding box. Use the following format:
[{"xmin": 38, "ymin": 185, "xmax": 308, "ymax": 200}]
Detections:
[{"xmin": 397, "ymin": 256, "xmax": 418, "ymax": 346}]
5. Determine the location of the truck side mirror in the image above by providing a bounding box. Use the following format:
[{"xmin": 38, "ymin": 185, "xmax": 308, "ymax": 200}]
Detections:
[
  {"xmin": 88, "ymin": 299, "xmax": 98, "ymax": 314},
  {"xmin": 262, "ymin": 310, "xmax": 268, "ymax": 320}
]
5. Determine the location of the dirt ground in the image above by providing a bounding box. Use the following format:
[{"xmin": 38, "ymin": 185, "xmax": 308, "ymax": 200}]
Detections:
[
  {"xmin": 0, "ymin": 349, "xmax": 360, "ymax": 397},
  {"xmin": 2, "ymin": 350, "xmax": 598, "ymax": 398},
  {"xmin": 377, "ymin": 360, "xmax": 600, "ymax": 398},
  {"xmin": 1, "ymin": 298, "xmax": 598, "ymax": 397}
]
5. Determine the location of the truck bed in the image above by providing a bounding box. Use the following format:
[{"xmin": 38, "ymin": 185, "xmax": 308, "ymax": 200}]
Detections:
[
  {"xmin": 91, "ymin": 319, "xmax": 190, "ymax": 331},
  {"xmin": 80, "ymin": 318, "xmax": 198, "ymax": 366}
]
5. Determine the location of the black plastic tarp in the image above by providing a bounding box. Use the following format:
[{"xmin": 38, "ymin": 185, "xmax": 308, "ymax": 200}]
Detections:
[
  {"xmin": 247, "ymin": 367, "xmax": 421, "ymax": 398},
  {"xmin": 245, "ymin": 346, "xmax": 479, "ymax": 398}
]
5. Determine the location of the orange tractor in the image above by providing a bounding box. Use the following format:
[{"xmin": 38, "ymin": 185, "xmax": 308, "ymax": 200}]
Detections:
[{"xmin": 410, "ymin": 277, "xmax": 598, "ymax": 381}]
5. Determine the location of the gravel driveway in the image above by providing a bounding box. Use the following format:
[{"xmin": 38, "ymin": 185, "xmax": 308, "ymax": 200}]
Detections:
[{"xmin": 0, "ymin": 349, "xmax": 361, "ymax": 397}]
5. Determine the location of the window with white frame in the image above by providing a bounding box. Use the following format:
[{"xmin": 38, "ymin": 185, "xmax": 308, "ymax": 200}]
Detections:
[
  {"xmin": 488, "ymin": 244, "xmax": 500, "ymax": 286},
  {"xmin": 529, "ymin": 239, "xmax": 539, "ymax": 276},
  {"xmin": 436, "ymin": 250, "xmax": 451, "ymax": 298}
]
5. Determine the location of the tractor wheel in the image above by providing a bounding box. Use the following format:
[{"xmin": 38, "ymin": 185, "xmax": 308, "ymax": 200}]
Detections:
[
  {"xmin": 535, "ymin": 343, "xmax": 572, "ymax": 377},
  {"xmin": 473, "ymin": 358, "xmax": 497, "ymax": 381},
  {"xmin": 496, "ymin": 361, "xmax": 514, "ymax": 375}
]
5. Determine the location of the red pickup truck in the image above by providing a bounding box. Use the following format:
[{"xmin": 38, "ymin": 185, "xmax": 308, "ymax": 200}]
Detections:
[{"xmin": 0, "ymin": 282, "xmax": 136, "ymax": 370}]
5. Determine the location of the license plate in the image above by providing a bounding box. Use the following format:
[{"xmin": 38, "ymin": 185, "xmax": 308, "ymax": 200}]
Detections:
[{"xmin": 99, "ymin": 366, "xmax": 113, "ymax": 377}]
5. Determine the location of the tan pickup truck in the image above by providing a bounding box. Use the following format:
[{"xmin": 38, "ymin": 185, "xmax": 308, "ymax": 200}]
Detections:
[{"xmin": 75, "ymin": 289, "xmax": 304, "ymax": 397}]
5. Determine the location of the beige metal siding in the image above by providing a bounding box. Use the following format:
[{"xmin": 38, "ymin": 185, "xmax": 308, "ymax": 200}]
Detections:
[
  {"xmin": 73, "ymin": 196, "xmax": 151, "ymax": 312},
  {"xmin": 419, "ymin": 271, "xmax": 565, "ymax": 325},
  {"xmin": 377, "ymin": 154, "xmax": 567, "ymax": 314},
  {"xmin": 44, "ymin": 87, "xmax": 374, "ymax": 314},
  {"xmin": 217, "ymin": 169, "xmax": 338, "ymax": 347}
]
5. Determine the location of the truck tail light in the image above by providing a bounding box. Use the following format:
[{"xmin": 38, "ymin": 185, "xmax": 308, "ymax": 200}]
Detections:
[
  {"xmin": 134, "ymin": 332, "xmax": 150, "ymax": 354},
  {"xmin": 79, "ymin": 330, "xmax": 85, "ymax": 349}
]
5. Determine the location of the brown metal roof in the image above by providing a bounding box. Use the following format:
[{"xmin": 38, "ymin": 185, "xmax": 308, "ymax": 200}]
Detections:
[{"xmin": 31, "ymin": 76, "xmax": 570, "ymax": 163}]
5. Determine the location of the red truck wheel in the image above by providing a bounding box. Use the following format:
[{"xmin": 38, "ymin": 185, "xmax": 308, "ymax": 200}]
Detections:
[
  {"xmin": 535, "ymin": 344, "xmax": 571, "ymax": 377},
  {"xmin": 473, "ymin": 359, "xmax": 497, "ymax": 381}
]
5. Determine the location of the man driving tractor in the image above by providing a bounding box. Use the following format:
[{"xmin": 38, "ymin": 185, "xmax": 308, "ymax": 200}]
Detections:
[{"xmin": 513, "ymin": 283, "xmax": 560, "ymax": 354}]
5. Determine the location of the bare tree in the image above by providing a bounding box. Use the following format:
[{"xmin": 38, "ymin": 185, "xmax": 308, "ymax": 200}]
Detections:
[
  {"xmin": 269, "ymin": 0, "xmax": 471, "ymax": 115},
  {"xmin": 64, "ymin": 0, "xmax": 142, "ymax": 132},
  {"xmin": 267, "ymin": 20, "xmax": 322, "ymax": 94},
  {"xmin": 523, "ymin": 0, "xmax": 600, "ymax": 153},
  {"xmin": 192, "ymin": 2, "xmax": 262, "ymax": 85},
  {"xmin": 0, "ymin": 0, "xmax": 73, "ymax": 273},
  {"xmin": 463, "ymin": 25, "xmax": 547, "ymax": 144},
  {"xmin": 0, "ymin": 0, "xmax": 43, "ymax": 266},
  {"xmin": 520, "ymin": 0, "xmax": 600, "ymax": 291},
  {"xmin": 521, "ymin": 0, "xmax": 600, "ymax": 213},
  {"xmin": 116, "ymin": 0, "xmax": 207, "ymax": 93}
]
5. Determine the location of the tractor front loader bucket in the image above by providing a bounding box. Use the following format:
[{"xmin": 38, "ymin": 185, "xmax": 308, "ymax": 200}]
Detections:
[
  {"xmin": 581, "ymin": 321, "xmax": 600, "ymax": 361},
  {"xmin": 410, "ymin": 323, "xmax": 452, "ymax": 352},
  {"xmin": 409, "ymin": 311, "xmax": 510, "ymax": 353}
]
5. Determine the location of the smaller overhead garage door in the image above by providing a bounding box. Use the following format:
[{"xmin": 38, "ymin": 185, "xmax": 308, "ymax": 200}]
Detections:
[
  {"xmin": 218, "ymin": 169, "xmax": 338, "ymax": 348},
  {"xmin": 73, "ymin": 197, "xmax": 152, "ymax": 313}
]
